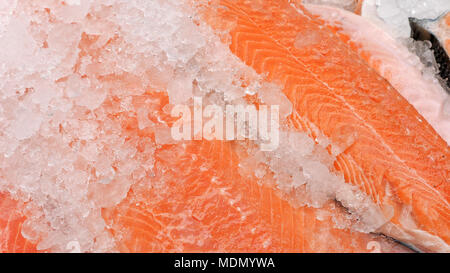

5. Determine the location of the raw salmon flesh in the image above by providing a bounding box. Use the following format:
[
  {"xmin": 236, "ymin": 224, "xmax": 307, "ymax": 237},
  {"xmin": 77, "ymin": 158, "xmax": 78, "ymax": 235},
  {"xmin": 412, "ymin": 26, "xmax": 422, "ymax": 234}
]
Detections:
[{"xmin": 0, "ymin": 0, "xmax": 448, "ymax": 253}]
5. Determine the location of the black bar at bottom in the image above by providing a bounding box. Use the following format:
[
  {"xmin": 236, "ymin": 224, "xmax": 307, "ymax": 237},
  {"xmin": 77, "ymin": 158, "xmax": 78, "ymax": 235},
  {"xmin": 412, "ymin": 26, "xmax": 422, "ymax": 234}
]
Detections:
[{"xmin": 0, "ymin": 252, "xmax": 439, "ymax": 272}]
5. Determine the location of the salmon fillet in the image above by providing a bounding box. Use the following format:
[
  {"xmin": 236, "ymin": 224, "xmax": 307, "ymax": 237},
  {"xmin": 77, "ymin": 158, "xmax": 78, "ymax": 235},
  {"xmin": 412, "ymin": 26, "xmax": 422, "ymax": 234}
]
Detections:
[
  {"xmin": 103, "ymin": 140, "xmax": 411, "ymax": 253},
  {"xmin": 303, "ymin": 4, "xmax": 450, "ymax": 148},
  {"xmin": 197, "ymin": 0, "xmax": 450, "ymax": 252}
]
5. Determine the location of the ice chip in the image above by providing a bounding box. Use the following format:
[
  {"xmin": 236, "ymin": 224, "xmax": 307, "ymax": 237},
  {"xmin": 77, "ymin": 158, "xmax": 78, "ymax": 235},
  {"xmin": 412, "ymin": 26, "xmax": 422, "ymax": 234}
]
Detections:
[{"xmin": 7, "ymin": 106, "xmax": 42, "ymax": 140}]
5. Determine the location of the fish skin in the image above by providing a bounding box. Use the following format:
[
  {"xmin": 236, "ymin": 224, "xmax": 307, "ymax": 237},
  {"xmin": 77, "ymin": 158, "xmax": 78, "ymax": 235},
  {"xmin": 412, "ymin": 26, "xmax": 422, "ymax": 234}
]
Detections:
[
  {"xmin": 409, "ymin": 12, "xmax": 450, "ymax": 55},
  {"xmin": 198, "ymin": 0, "xmax": 450, "ymax": 252},
  {"xmin": 409, "ymin": 12, "xmax": 450, "ymax": 89}
]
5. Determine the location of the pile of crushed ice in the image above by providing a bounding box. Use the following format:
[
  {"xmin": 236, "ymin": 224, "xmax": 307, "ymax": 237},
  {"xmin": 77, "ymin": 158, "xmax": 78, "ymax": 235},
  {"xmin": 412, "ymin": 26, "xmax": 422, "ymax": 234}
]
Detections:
[
  {"xmin": 361, "ymin": 0, "xmax": 450, "ymax": 39},
  {"xmin": 0, "ymin": 0, "xmax": 266, "ymax": 252}
]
